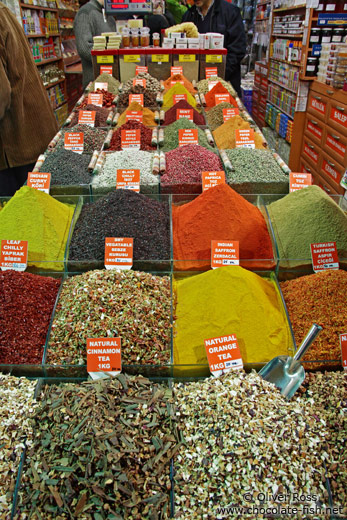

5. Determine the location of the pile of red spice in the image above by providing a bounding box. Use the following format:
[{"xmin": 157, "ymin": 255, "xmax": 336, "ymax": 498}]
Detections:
[
  {"xmin": 80, "ymin": 89, "xmax": 115, "ymax": 108},
  {"xmin": 68, "ymin": 104, "xmax": 110, "ymax": 127},
  {"xmin": 109, "ymin": 120, "xmax": 156, "ymax": 151},
  {"xmin": 0, "ymin": 270, "xmax": 61, "ymax": 364},
  {"xmin": 163, "ymin": 73, "xmax": 196, "ymax": 95},
  {"xmin": 205, "ymin": 82, "xmax": 239, "ymax": 109},
  {"xmin": 172, "ymin": 183, "xmax": 274, "ymax": 270},
  {"xmin": 161, "ymin": 144, "xmax": 222, "ymax": 193},
  {"xmin": 162, "ymin": 100, "xmax": 205, "ymax": 126}
]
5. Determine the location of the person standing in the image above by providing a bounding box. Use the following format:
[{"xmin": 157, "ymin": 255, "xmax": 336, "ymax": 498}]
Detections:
[
  {"xmin": 182, "ymin": 0, "xmax": 246, "ymax": 96},
  {"xmin": 0, "ymin": 2, "xmax": 58, "ymax": 196},
  {"xmin": 74, "ymin": 0, "xmax": 117, "ymax": 89}
]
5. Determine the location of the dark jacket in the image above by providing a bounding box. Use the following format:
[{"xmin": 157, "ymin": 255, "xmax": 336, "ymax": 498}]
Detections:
[{"xmin": 182, "ymin": 0, "xmax": 246, "ymax": 95}]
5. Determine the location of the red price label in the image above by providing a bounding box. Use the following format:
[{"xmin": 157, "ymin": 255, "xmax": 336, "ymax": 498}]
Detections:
[
  {"xmin": 87, "ymin": 337, "xmax": 121, "ymax": 374},
  {"xmin": 215, "ymin": 93, "xmax": 230, "ymax": 104},
  {"xmin": 202, "ymin": 171, "xmax": 225, "ymax": 191},
  {"xmin": 205, "ymin": 334, "xmax": 243, "ymax": 376},
  {"xmin": 105, "ymin": 237, "xmax": 133, "ymax": 270},
  {"xmin": 116, "ymin": 169, "xmax": 140, "ymax": 192},
  {"xmin": 100, "ymin": 66, "xmax": 113, "ymax": 76},
  {"xmin": 88, "ymin": 93, "xmax": 103, "ymax": 106},
  {"xmin": 205, "ymin": 67, "xmax": 218, "ymax": 78},
  {"xmin": 135, "ymin": 65, "xmax": 148, "ymax": 75},
  {"xmin": 27, "ymin": 172, "xmax": 51, "ymax": 193},
  {"xmin": 94, "ymin": 82, "xmax": 108, "ymax": 91},
  {"xmin": 171, "ymin": 66, "xmax": 183, "ymax": 75},
  {"xmin": 129, "ymin": 94, "xmax": 144, "ymax": 106},
  {"xmin": 64, "ymin": 132, "xmax": 84, "ymax": 153},
  {"xmin": 178, "ymin": 128, "xmax": 198, "ymax": 146},
  {"xmin": 289, "ymin": 172, "xmax": 312, "ymax": 192},
  {"xmin": 223, "ymin": 108, "xmax": 239, "ymax": 121},
  {"xmin": 173, "ymin": 94, "xmax": 187, "ymax": 104},
  {"xmin": 235, "ymin": 129, "xmax": 255, "ymax": 148},
  {"xmin": 0, "ymin": 240, "xmax": 28, "ymax": 271},
  {"xmin": 121, "ymin": 129, "xmax": 141, "ymax": 149},
  {"xmin": 211, "ymin": 240, "xmax": 239, "ymax": 268},
  {"xmin": 125, "ymin": 111, "xmax": 143, "ymax": 123},
  {"xmin": 78, "ymin": 110, "xmax": 96, "ymax": 127},
  {"xmin": 133, "ymin": 78, "xmax": 146, "ymax": 87},
  {"xmin": 176, "ymin": 109, "xmax": 193, "ymax": 122},
  {"xmin": 310, "ymin": 242, "xmax": 339, "ymax": 272},
  {"xmin": 340, "ymin": 333, "xmax": 347, "ymax": 369}
]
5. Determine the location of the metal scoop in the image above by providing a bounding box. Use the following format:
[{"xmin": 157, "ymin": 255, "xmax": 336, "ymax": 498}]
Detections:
[{"xmin": 259, "ymin": 324, "xmax": 322, "ymax": 399}]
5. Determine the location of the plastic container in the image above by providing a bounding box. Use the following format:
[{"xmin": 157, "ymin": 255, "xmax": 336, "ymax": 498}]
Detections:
[
  {"xmin": 171, "ymin": 49, "xmax": 200, "ymax": 83},
  {"xmin": 118, "ymin": 49, "xmax": 147, "ymax": 82},
  {"xmin": 140, "ymin": 27, "xmax": 150, "ymax": 47},
  {"xmin": 199, "ymin": 49, "xmax": 227, "ymax": 80},
  {"xmin": 147, "ymin": 49, "xmax": 172, "ymax": 80}
]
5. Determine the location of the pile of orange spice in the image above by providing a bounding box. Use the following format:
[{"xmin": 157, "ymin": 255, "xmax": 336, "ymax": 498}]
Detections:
[
  {"xmin": 212, "ymin": 116, "xmax": 267, "ymax": 149},
  {"xmin": 116, "ymin": 101, "xmax": 156, "ymax": 128},
  {"xmin": 163, "ymin": 73, "xmax": 196, "ymax": 95},
  {"xmin": 205, "ymin": 82, "xmax": 239, "ymax": 109}
]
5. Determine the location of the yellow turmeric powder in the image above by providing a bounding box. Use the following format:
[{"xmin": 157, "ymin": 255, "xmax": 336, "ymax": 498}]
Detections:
[
  {"xmin": 163, "ymin": 83, "xmax": 196, "ymax": 109},
  {"xmin": 213, "ymin": 116, "xmax": 267, "ymax": 149},
  {"xmin": 116, "ymin": 101, "xmax": 156, "ymax": 128}
]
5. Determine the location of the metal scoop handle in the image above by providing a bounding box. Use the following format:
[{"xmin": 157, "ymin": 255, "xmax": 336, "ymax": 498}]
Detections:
[{"xmin": 293, "ymin": 323, "xmax": 323, "ymax": 362}]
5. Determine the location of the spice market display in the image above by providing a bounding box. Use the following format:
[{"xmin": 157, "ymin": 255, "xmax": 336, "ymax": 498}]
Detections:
[{"xmin": 1, "ymin": 17, "xmax": 347, "ymax": 518}]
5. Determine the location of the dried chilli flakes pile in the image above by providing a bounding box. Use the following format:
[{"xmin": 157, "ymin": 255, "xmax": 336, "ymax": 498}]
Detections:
[
  {"xmin": 17, "ymin": 375, "xmax": 179, "ymax": 520},
  {"xmin": 0, "ymin": 374, "xmax": 37, "ymax": 516},
  {"xmin": 173, "ymin": 371, "xmax": 331, "ymax": 519},
  {"xmin": 46, "ymin": 270, "xmax": 171, "ymax": 366}
]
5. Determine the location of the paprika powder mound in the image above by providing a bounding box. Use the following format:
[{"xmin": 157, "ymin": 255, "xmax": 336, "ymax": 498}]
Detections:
[
  {"xmin": 204, "ymin": 82, "xmax": 238, "ymax": 109},
  {"xmin": 162, "ymin": 100, "xmax": 205, "ymax": 126},
  {"xmin": 172, "ymin": 184, "xmax": 275, "ymax": 270},
  {"xmin": 0, "ymin": 270, "xmax": 61, "ymax": 364},
  {"xmin": 173, "ymin": 266, "xmax": 294, "ymax": 373}
]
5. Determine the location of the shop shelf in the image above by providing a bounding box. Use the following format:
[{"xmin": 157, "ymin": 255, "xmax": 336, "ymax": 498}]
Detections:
[
  {"xmin": 35, "ymin": 56, "xmax": 62, "ymax": 66},
  {"xmin": 20, "ymin": 2, "xmax": 58, "ymax": 10}
]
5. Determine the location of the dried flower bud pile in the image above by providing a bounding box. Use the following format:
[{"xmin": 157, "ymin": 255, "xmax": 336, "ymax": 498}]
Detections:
[
  {"xmin": 57, "ymin": 124, "xmax": 106, "ymax": 154},
  {"xmin": 46, "ymin": 270, "xmax": 171, "ymax": 365},
  {"xmin": 41, "ymin": 148, "xmax": 92, "ymax": 186},
  {"xmin": 91, "ymin": 73, "xmax": 120, "ymax": 95},
  {"xmin": 121, "ymin": 72, "xmax": 161, "ymax": 96},
  {"xmin": 109, "ymin": 120, "xmax": 155, "ymax": 151},
  {"xmin": 68, "ymin": 104, "xmax": 110, "ymax": 127},
  {"xmin": 161, "ymin": 118, "xmax": 213, "ymax": 152}
]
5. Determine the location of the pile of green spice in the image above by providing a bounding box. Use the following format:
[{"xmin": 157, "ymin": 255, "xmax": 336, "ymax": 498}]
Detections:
[
  {"xmin": 162, "ymin": 119, "xmax": 214, "ymax": 152},
  {"xmin": 17, "ymin": 375, "xmax": 178, "ymax": 519},
  {"xmin": 68, "ymin": 190, "xmax": 170, "ymax": 262},
  {"xmin": 224, "ymin": 149, "xmax": 289, "ymax": 194},
  {"xmin": 197, "ymin": 76, "xmax": 237, "ymax": 97},
  {"xmin": 205, "ymin": 101, "xmax": 245, "ymax": 130},
  {"xmin": 41, "ymin": 148, "xmax": 92, "ymax": 186},
  {"xmin": 56, "ymin": 124, "xmax": 106, "ymax": 154},
  {"xmin": 91, "ymin": 72, "xmax": 120, "ymax": 95},
  {"xmin": 0, "ymin": 374, "xmax": 37, "ymax": 518},
  {"xmin": 267, "ymin": 186, "xmax": 347, "ymax": 267},
  {"xmin": 174, "ymin": 371, "xmax": 330, "ymax": 518},
  {"xmin": 46, "ymin": 270, "xmax": 171, "ymax": 365},
  {"xmin": 280, "ymin": 269, "xmax": 347, "ymax": 366}
]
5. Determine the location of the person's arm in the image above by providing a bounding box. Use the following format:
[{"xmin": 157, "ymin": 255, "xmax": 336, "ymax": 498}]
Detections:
[
  {"xmin": 74, "ymin": 12, "xmax": 94, "ymax": 61},
  {"xmin": 0, "ymin": 57, "xmax": 11, "ymax": 120},
  {"xmin": 224, "ymin": 6, "xmax": 246, "ymax": 75}
]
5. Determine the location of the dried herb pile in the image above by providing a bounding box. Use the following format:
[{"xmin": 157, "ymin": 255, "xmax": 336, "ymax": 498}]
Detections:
[
  {"xmin": 280, "ymin": 270, "xmax": 347, "ymax": 366},
  {"xmin": 68, "ymin": 190, "xmax": 170, "ymax": 261},
  {"xmin": 0, "ymin": 374, "xmax": 37, "ymax": 517},
  {"xmin": 17, "ymin": 375, "xmax": 178, "ymax": 519},
  {"xmin": 162, "ymin": 118, "xmax": 212, "ymax": 152},
  {"xmin": 121, "ymin": 72, "xmax": 161, "ymax": 96},
  {"xmin": 109, "ymin": 121, "xmax": 155, "ymax": 151},
  {"xmin": 0, "ymin": 270, "xmax": 61, "ymax": 364},
  {"xmin": 91, "ymin": 73, "xmax": 120, "ymax": 95},
  {"xmin": 46, "ymin": 270, "xmax": 171, "ymax": 365},
  {"xmin": 205, "ymin": 101, "xmax": 244, "ymax": 131},
  {"xmin": 57, "ymin": 125, "xmax": 106, "ymax": 154},
  {"xmin": 68, "ymin": 104, "xmax": 110, "ymax": 128},
  {"xmin": 41, "ymin": 148, "xmax": 92, "ymax": 186}
]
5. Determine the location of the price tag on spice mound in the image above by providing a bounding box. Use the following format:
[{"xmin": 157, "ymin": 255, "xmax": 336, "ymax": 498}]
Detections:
[
  {"xmin": 171, "ymin": 66, "xmax": 183, "ymax": 75},
  {"xmin": 94, "ymin": 82, "xmax": 108, "ymax": 91},
  {"xmin": 178, "ymin": 128, "xmax": 198, "ymax": 146},
  {"xmin": 235, "ymin": 129, "xmax": 255, "ymax": 149},
  {"xmin": 116, "ymin": 169, "xmax": 140, "ymax": 192},
  {"xmin": 202, "ymin": 171, "xmax": 225, "ymax": 191},
  {"xmin": 340, "ymin": 333, "xmax": 347, "ymax": 370},
  {"xmin": 100, "ymin": 65, "xmax": 113, "ymax": 75},
  {"xmin": 176, "ymin": 109, "xmax": 193, "ymax": 122},
  {"xmin": 27, "ymin": 172, "xmax": 51, "ymax": 193},
  {"xmin": 310, "ymin": 242, "xmax": 339, "ymax": 272},
  {"xmin": 105, "ymin": 237, "xmax": 133, "ymax": 270},
  {"xmin": 173, "ymin": 94, "xmax": 187, "ymax": 103},
  {"xmin": 205, "ymin": 334, "xmax": 243, "ymax": 377},
  {"xmin": 205, "ymin": 67, "xmax": 218, "ymax": 78},
  {"xmin": 1, "ymin": 240, "xmax": 28, "ymax": 271},
  {"xmin": 135, "ymin": 65, "xmax": 148, "ymax": 75},
  {"xmin": 78, "ymin": 110, "xmax": 96, "ymax": 127},
  {"xmin": 223, "ymin": 108, "xmax": 239, "ymax": 121},
  {"xmin": 64, "ymin": 132, "xmax": 84, "ymax": 154},
  {"xmin": 126, "ymin": 111, "xmax": 143, "ymax": 123},
  {"xmin": 133, "ymin": 78, "xmax": 146, "ymax": 88},
  {"xmin": 87, "ymin": 337, "xmax": 121, "ymax": 379},
  {"xmin": 129, "ymin": 94, "xmax": 144, "ymax": 106},
  {"xmin": 211, "ymin": 240, "xmax": 239, "ymax": 268},
  {"xmin": 88, "ymin": 93, "xmax": 103, "ymax": 106},
  {"xmin": 121, "ymin": 129, "xmax": 141, "ymax": 150},
  {"xmin": 208, "ymin": 81, "xmax": 218, "ymax": 91},
  {"xmin": 215, "ymin": 93, "xmax": 230, "ymax": 104},
  {"xmin": 289, "ymin": 172, "xmax": 312, "ymax": 192}
]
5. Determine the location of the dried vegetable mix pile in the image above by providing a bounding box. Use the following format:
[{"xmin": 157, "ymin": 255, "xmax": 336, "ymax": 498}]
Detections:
[
  {"xmin": 109, "ymin": 120, "xmax": 155, "ymax": 151},
  {"xmin": 213, "ymin": 116, "xmax": 266, "ymax": 149},
  {"xmin": 46, "ymin": 270, "xmax": 171, "ymax": 365},
  {"xmin": 267, "ymin": 185, "xmax": 347, "ymax": 267},
  {"xmin": 91, "ymin": 73, "xmax": 120, "ymax": 95},
  {"xmin": 40, "ymin": 148, "xmax": 92, "ymax": 186},
  {"xmin": 163, "ymin": 73, "xmax": 196, "ymax": 94},
  {"xmin": 172, "ymin": 183, "xmax": 274, "ymax": 270},
  {"xmin": 68, "ymin": 104, "xmax": 110, "ymax": 128},
  {"xmin": 162, "ymin": 83, "xmax": 196, "ymax": 109},
  {"xmin": 117, "ymin": 85, "xmax": 157, "ymax": 108},
  {"xmin": 197, "ymin": 76, "xmax": 237, "ymax": 97},
  {"xmin": 0, "ymin": 186, "xmax": 74, "ymax": 270},
  {"xmin": 161, "ymin": 144, "xmax": 222, "ymax": 193},
  {"xmin": 68, "ymin": 190, "xmax": 169, "ymax": 262},
  {"xmin": 0, "ymin": 270, "xmax": 60, "ymax": 364},
  {"xmin": 173, "ymin": 266, "xmax": 293, "ymax": 369},
  {"xmin": 162, "ymin": 100, "xmax": 205, "ymax": 126},
  {"xmin": 280, "ymin": 270, "xmax": 347, "ymax": 366},
  {"xmin": 121, "ymin": 72, "xmax": 161, "ymax": 96},
  {"xmin": 17, "ymin": 375, "xmax": 179, "ymax": 519},
  {"xmin": 173, "ymin": 371, "xmax": 331, "ymax": 518},
  {"xmin": 205, "ymin": 101, "xmax": 246, "ymax": 130},
  {"xmin": 0, "ymin": 374, "xmax": 37, "ymax": 517},
  {"xmin": 161, "ymin": 118, "xmax": 213, "ymax": 152},
  {"xmin": 116, "ymin": 102, "xmax": 156, "ymax": 127},
  {"xmin": 57, "ymin": 124, "xmax": 106, "ymax": 154}
]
